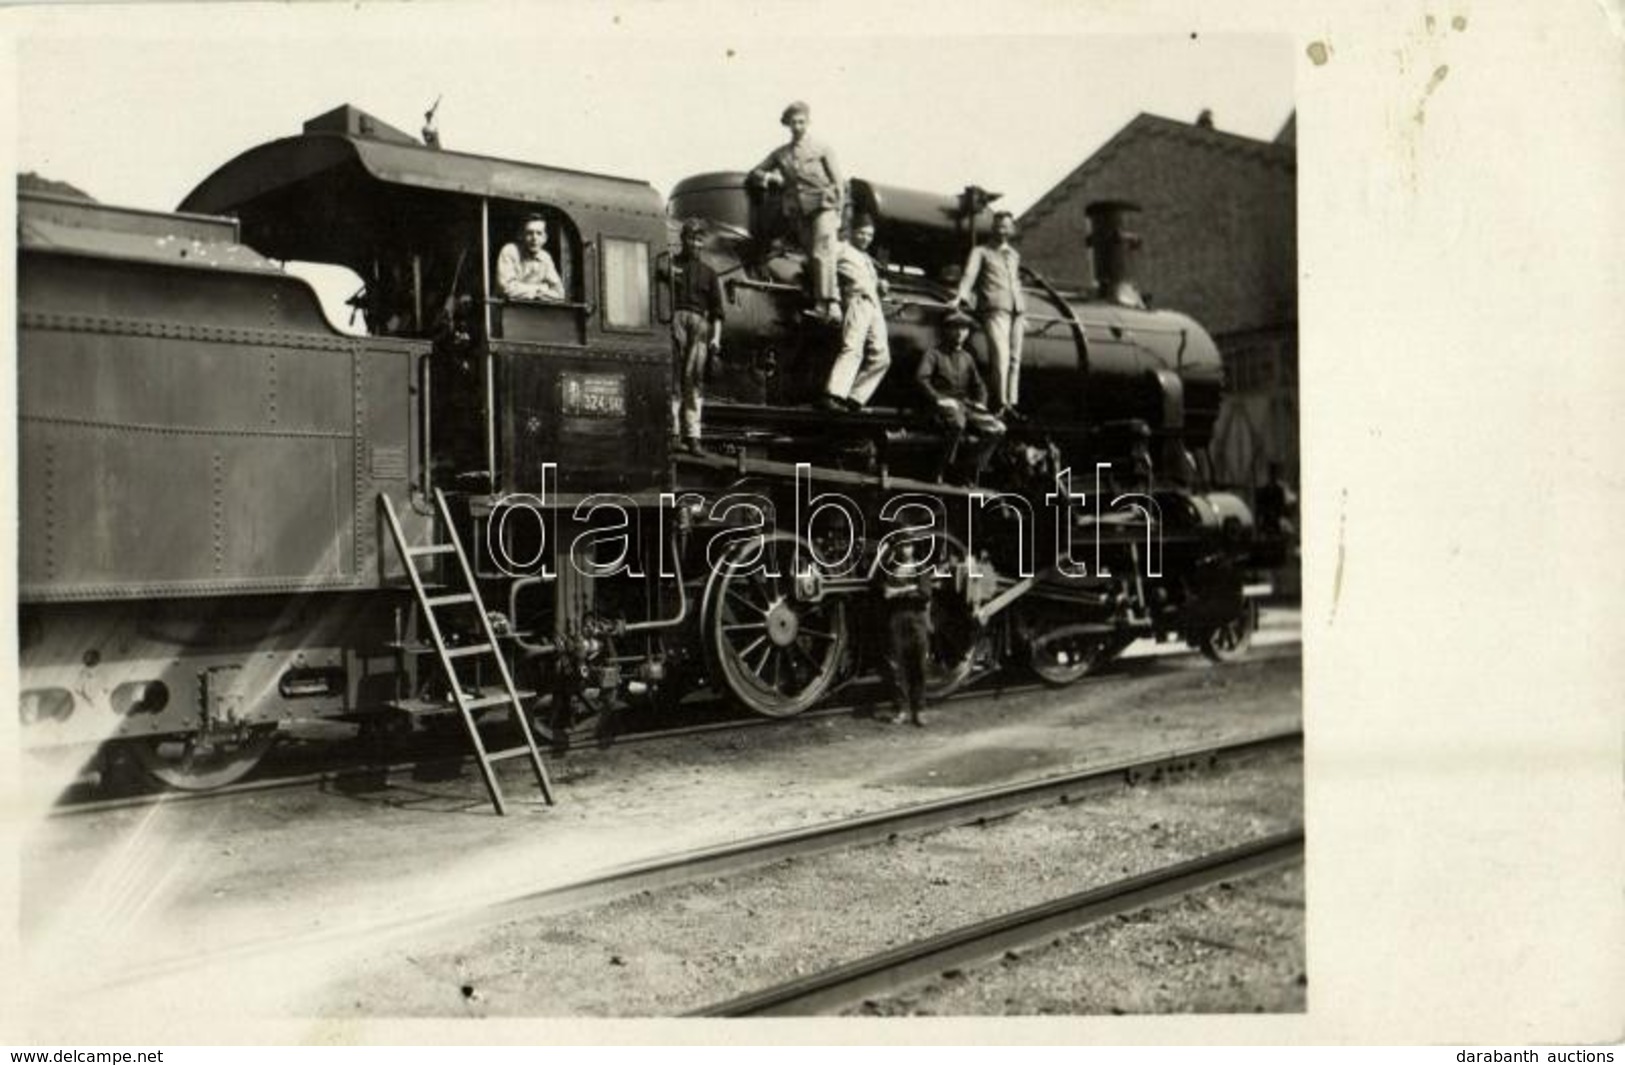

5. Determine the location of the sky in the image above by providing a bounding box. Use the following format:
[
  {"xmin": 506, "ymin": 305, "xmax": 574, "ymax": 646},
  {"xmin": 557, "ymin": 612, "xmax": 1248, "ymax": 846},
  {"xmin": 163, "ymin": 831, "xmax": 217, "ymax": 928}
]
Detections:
[{"xmin": 11, "ymin": 6, "xmax": 1294, "ymax": 223}]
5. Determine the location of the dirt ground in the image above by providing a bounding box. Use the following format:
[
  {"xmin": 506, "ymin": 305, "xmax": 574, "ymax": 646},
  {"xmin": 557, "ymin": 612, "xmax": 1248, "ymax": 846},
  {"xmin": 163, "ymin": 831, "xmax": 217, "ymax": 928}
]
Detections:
[
  {"xmin": 16, "ymin": 610, "xmax": 1302, "ymax": 1032},
  {"xmin": 318, "ymin": 757, "xmax": 1302, "ymax": 1017}
]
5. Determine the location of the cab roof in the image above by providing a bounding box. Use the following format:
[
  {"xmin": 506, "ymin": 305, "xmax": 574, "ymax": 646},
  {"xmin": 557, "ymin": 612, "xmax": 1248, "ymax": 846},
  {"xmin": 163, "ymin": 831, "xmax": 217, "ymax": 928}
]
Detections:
[{"xmin": 178, "ymin": 105, "xmax": 664, "ymax": 262}]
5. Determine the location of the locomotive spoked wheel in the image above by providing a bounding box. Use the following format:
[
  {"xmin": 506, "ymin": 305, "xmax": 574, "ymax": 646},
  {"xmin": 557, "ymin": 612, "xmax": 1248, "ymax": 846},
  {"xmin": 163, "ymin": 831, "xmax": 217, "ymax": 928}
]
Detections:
[
  {"xmin": 1028, "ymin": 625, "xmax": 1132, "ymax": 687},
  {"xmin": 128, "ymin": 726, "xmax": 278, "ymax": 792},
  {"xmin": 707, "ymin": 532, "xmax": 849, "ymax": 718},
  {"xmin": 1198, "ymin": 599, "xmax": 1258, "ymax": 664}
]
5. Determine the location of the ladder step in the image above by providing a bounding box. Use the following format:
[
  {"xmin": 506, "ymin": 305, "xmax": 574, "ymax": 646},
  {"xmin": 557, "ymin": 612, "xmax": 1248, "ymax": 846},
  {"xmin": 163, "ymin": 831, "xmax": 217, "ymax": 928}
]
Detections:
[
  {"xmin": 486, "ymin": 746, "xmax": 536, "ymax": 763},
  {"xmin": 388, "ymin": 698, "xmax": 458, "ymax": 717},
  {"xmin": 444, "ymin": 643, "xmax": 497, "ymax": 659},
  {"xmin": 462, "ymin": 690, "xmax": 520, "ymax": 711},
  {"xmin": 407, "ymin": 543, "xmax": 457, "ymax": 557},
  {"xmin": 425, "ymin": 593, "xmax": 476, "ymax": 608}
]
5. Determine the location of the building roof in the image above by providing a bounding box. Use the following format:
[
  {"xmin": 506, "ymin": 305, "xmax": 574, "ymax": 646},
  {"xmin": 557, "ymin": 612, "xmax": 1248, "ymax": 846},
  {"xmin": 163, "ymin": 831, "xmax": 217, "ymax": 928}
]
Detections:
[{"xmin": 1020, "ymin": 112, "xmax": 1295, "ymax": 231}]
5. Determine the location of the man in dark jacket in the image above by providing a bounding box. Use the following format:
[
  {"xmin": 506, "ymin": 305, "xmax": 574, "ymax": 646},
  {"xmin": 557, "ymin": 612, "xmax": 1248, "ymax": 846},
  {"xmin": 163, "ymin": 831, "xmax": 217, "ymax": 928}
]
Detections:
[
  {"xmin": 877, "ymin": 536, "xmax": 935, "ymax": 727},
  {"xmin": 915, "ymin": 309, "xmax": 1007, "ymax": 483},
  {"xmin": 669, "ymin": 218, "xmax": 725, "ymax": 453}
]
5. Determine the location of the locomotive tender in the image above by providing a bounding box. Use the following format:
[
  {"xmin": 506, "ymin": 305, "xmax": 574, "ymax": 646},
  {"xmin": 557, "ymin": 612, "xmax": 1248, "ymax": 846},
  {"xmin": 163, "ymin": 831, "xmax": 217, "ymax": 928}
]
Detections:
[{"xmin": 17, "ymin": 104, "xmax": 1270, "ymax": 795}]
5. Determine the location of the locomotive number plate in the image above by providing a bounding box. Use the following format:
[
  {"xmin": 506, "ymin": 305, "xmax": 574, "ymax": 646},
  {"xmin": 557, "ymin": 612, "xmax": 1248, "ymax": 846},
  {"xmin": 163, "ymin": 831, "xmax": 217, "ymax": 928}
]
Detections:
[{"xmin": 560, "ymin": 373, "xmax": 627, "ymax": 419}]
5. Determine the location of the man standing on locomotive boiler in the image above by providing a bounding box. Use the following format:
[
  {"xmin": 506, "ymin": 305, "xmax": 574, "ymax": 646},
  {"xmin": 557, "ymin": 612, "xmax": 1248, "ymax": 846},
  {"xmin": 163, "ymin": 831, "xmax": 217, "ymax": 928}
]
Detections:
[
  {"xmin": 822, "ymin": 215, "xmax": 890, "ymax": 411},
  {"xmin": 954, "ymin": 210, "xmax": 1027, "ymax": 415},
  {"xmin": 669, "ymin": 218, "xmax": 725, "ymax": 453},
  {"xmin": 749, "ymin": 100, "xmax": 846, "ymax": 324},
  {"xmin": 917, "ymin": 309, "xmax": 1006, "ymax": 483}
]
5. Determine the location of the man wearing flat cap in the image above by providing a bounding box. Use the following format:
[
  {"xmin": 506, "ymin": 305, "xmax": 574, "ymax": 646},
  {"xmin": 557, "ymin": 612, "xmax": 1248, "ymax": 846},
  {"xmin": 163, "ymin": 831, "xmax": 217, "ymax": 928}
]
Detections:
[
  {"xmin": 668, "ymin": 218, "xmax": 725, "ymax": 453},
  {"xmin": 749, "ymin": 100, "xmax": 846, "ymax": 323},
  {"xmin": 916, "ymin": 309, "xmax": 1006, "ymax": 484}
]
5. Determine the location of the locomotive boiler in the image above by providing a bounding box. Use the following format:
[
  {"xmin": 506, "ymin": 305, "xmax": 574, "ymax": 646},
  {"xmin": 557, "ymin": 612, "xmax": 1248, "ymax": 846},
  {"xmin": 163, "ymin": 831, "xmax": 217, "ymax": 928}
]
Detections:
[{"xmin": 15, "ymin": 104, "xmax": 1270, "ymax": 803}]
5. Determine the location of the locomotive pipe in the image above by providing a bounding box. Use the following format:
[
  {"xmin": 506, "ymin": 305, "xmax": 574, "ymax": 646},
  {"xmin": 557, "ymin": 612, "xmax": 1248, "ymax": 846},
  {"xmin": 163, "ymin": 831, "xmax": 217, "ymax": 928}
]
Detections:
[
  {"xmin": 1020, "ymin": 263, "xmax": 1090, "ymax": 377},
  {"xmin": 415, "ymin": 352, "xmax": 437, "ymax": 513},
  {"xmin": 509, "ymin": 576, "xmax": 558, "ymax": 657},
  {"xmin": 618, "ymin": 536, "xmax": 690, "ymax": 634},
  {"xmin": 480, "ymin": 196, "xmax": 497, "ymax": 493}
]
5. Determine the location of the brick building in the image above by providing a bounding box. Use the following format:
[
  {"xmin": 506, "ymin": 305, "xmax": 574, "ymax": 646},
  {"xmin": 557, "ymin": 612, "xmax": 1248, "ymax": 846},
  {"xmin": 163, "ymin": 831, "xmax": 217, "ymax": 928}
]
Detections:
[{"xmin": 1018, "ymin": 111, "xmax": 1298, "ymax": 493}]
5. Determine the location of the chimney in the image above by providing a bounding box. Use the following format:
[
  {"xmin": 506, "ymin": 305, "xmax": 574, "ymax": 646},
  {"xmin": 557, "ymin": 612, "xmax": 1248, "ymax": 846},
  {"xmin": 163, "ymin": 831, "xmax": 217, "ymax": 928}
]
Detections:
[
  {"xmin": 1196, "ymin": 108, "xmax": 1215, "ymax": 129},
  {"xmin": 1085, "ymin": 200, "xmax": 1145, "ymax": 308}
]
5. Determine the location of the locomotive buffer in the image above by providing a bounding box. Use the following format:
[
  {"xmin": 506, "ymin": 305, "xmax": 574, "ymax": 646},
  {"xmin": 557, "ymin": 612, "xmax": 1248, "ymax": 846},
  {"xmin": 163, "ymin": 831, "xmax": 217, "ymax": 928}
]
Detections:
[{"xmin": 380, "ymin": 490, "xmax": 555, "ymax": 815}]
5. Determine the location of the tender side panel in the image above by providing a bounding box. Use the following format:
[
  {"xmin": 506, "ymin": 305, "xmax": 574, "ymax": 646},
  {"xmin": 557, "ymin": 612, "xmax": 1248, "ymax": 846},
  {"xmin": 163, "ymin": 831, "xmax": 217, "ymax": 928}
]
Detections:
[{"xmin": 19, "ymin": 253, "xmax": 424, "ymax": 600}]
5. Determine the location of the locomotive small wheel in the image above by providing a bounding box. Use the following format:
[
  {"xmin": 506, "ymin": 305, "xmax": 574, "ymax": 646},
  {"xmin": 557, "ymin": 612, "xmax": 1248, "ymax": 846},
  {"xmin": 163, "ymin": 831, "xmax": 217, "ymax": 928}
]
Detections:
[
  {"xmin": 1198, "ymin": 599, "xmax": 1258, "ymax": 664},
  {"xmin": 708, "ymin": 531, "xmax": 849, "ymax": 718},
  {"xmin": 1026, "ymin": 625, "xmax": 1121, "ymax": 687},
  {"xmin": 128, "ymin": 726, "xmax": 278, "ymax": 792}
]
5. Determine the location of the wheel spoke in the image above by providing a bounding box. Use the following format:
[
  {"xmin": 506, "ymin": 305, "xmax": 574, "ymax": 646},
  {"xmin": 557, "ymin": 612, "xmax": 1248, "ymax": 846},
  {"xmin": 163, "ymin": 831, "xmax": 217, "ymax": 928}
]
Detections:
[
  {"xmin": 723, "ymin": 621, "xmax": 768, "ymax": 634},
  {"xmin": 726, "ymin": 588, "xmax": 768, "ymax": 616},
  {"xmin": 747, "ymin": 640, "xmax": 774, "ymax": 677},
  {"xmin": 736, "ymin": 634, "xmax": 768, "ymax": 660}
]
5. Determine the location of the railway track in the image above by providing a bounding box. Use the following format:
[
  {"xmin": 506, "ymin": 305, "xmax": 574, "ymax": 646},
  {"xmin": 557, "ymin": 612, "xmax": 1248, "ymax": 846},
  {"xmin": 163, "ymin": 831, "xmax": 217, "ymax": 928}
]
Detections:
[
  {"xmin": 81, "ymin": 727, "xmax": 1302, "ymax": 996},
  {"xmin": 691, "ymin": 829, "xmax": 1305, "ymax": 1016},
  {"xmin": 48, "ymin": 639, "xmax": 1300, "ymax": 818}
]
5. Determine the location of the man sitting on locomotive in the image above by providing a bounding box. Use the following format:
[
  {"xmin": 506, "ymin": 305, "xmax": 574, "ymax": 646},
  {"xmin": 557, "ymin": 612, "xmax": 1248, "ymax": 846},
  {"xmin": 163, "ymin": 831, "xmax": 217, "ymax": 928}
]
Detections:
[
  {"xmin": 669, "ymin": 218, "xmax": 725, "ymax": 454},
  {"xmin": 748, "ymin": 100, "xmax": 845, "ymax": 324},
  {"xmin": 820, "ymin": 215, "xmax": 890, "ymax": 412},
  {"xmin": 495, "ymin": 214, "xmax": 565, "ymax": 301},
  {"xmin": 916, "ymin": 309, "xmax": 1006, "ymax": 484}
]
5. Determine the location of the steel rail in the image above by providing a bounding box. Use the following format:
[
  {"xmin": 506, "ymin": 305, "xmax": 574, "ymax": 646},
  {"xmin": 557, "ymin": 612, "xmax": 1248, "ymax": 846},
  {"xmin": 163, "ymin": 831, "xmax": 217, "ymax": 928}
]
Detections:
[
  {"xmin": 467, "ymin": 729, "xmax": 1301, "ymax": 931},
  {"xmin": 79, "ymin": 729, "xmax": 1301, "ymax": 993},
  {"xmin": 48, "ymin": 642, "xmax": 1301, "ymax": 817},
  {"xmin": 691, "ymin": 828, "xmax": 1305, "ymax": 1017}
]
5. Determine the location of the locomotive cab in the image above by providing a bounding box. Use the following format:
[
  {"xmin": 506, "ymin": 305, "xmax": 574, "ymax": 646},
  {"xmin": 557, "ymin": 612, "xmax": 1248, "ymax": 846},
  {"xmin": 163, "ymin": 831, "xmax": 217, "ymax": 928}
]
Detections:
[{"xmin": 181, "ymin": 104, "xmax": 671, "ymax": 498}]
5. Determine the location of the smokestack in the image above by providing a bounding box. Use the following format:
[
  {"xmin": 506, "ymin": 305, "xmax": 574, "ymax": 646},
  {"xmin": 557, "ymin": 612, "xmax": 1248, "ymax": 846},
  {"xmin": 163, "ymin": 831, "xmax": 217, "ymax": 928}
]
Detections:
[{"xmin": 1085, "ymin": 200, "xmax": 1145, "ymax": 308}]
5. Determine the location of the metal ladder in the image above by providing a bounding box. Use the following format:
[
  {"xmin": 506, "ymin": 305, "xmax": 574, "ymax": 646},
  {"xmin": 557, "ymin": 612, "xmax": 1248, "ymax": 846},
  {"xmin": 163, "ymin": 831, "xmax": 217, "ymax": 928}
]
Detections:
[{"xmin": 379, "ymin": 489, "xmax": 555, "ymax": 815}]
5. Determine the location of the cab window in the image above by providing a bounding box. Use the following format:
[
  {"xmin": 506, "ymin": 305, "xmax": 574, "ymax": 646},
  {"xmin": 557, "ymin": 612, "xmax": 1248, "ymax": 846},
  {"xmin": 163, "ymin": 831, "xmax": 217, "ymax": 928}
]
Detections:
[
  {"xmin": 488, "ymin": 206, "xmax": 581, "ymax": 304},
  {"xmin": 601, "ymin": 237, "xmax": 651, "ymax": 330}
]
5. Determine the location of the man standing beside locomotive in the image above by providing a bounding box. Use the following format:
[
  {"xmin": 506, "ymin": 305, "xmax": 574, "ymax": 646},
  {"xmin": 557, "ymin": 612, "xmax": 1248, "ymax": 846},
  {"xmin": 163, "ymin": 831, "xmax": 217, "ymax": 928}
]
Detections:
[
  {"xmin": 954, "ymin": 210, "xmax": 1027, "ymax": 416},
  {"xmin": 822, "ymin": 215, "xmax": 890, "ymax": 412},
  {"xmin": 917, "ymin": 309, "xmax": 1006, "ymax": 484},
  {"xmin": 669, "ymin": 218, "xmax": 725, "ymax": 454},
  {"xmin": 496, "ymin": 214, "xmax": 565, "ymax": 301},
  {"xmin": 877, "ymin": 534, "xmax": 935, "ymax": 728},
  {"xmin": 749, "ymin": 100, "xmax": 845, "ymax": 324}
]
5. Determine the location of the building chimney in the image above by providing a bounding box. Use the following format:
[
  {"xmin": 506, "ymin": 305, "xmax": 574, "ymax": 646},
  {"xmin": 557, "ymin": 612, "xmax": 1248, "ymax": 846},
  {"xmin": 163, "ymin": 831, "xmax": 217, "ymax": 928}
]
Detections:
[
  {"xmin": 1196, "ymin": 108, "xmax": 1214, "ymax": 129},
  {"xmin": 1085, "ymin": 200, "xmax": 1145, "ymax": 308}
]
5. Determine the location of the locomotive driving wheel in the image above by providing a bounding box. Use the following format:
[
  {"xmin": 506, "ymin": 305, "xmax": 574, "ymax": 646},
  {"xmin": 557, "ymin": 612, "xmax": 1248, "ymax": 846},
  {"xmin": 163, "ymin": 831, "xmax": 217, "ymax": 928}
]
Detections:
[
  {"xmin": 706, "ymin": 531, "xmax": 849, "ymax": 718},
  {"xmin": 128, "ymin": 726, "xmax": 278, "ymax": 792},
  {"xmin": 1198, "ymin": 599, "xmax": 1258, "ymax": 663}
]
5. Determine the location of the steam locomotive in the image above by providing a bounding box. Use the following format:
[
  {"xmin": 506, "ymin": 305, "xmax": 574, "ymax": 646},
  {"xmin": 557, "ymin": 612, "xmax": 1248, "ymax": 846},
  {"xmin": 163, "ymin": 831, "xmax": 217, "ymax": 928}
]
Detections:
[{"xmin": 17, "ymin": 104, "xmax": 1272, "ymax": 797}]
